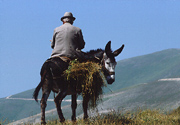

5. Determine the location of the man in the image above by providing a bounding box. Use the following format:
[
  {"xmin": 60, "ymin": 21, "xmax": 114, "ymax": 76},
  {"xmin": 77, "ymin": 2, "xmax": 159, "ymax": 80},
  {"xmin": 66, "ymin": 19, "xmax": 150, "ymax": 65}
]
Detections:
[{"xmin": 51, "ymin": 12, "xmax": 85, "ymax": 60}]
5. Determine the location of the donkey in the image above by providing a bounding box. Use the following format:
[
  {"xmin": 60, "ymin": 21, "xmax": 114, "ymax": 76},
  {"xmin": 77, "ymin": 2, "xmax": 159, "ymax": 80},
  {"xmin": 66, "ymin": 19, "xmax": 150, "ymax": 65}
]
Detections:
[{"xmin": 33, "ymin": 41, "xmax": 124, "ymax": 124}]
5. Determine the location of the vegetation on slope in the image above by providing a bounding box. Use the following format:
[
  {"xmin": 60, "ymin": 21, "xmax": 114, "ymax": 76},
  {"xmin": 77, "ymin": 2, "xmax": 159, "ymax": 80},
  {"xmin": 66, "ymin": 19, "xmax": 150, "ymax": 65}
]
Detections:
[
  {"xmin": 113, "ymin": 48, "xmax": 180, "ymax": 90},
  {"xmin": 40, "ymin": 107, "xmax": 180, "ymax": 125}
]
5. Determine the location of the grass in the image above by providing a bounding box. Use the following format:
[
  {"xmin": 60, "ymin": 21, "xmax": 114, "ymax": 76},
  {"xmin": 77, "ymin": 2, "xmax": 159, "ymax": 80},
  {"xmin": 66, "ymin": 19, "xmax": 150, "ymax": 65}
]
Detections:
[
  {"xmin": 39, "ymin": 107, "xmax": 180, "ymax": 125},
  {"xmin": 133, "ymin": 109, "xmax": 180, "ymax": 124}
]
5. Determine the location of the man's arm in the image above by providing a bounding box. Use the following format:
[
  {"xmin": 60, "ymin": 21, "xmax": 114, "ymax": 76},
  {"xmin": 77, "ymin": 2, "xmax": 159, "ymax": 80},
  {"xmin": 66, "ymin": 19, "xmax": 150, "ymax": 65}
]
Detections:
[
  {"xmin": 51, "ymin": 30, "xmax": 56, "ymax": 49},
  {"xmin": 77, "ymin": 29, "xmax": 85, "ymax": 50}
]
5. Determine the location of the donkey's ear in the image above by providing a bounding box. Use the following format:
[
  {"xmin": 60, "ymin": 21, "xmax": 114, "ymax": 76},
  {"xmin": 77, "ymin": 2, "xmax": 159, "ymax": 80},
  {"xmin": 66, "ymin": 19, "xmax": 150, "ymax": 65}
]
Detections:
[
  {"xmin": 105, "ymin": 41, "xmax": 111, "ymax": 52},
  {"xmin": 105, "ymin": 41, "xmax": 112, "ymax": 57},
  {"xmin": 113, "ymin": 44, "xmax": 125, "ymax": 57}
]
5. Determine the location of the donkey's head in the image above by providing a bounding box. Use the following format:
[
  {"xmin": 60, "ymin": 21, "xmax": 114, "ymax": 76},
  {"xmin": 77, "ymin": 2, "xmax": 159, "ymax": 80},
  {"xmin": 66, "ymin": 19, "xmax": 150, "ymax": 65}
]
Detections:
[{"xmin": 102, "ymin": 41, "xmax": 124, "ymax": 84}]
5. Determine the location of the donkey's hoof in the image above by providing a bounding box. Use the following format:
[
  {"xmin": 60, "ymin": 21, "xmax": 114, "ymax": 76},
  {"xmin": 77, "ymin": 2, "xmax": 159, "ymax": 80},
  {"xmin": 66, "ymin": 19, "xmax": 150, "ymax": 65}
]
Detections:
[
  {"xmin": 41, "ymin": 121, "xmax": 46, "ymax": 125},
  {"xmin": 60, "ymin": 118, "xmax": 65, "ymax": 123},
  {"xmin": 84, "ymin": 115, "xmax": 88, "ymax": 119},
  {"xmin": 71, "ymin": 116, "xmax": 76, "ymax": 122},
  {"xmin": 83, "ymin": 116, "xmax": 88, "ymax": 120}
]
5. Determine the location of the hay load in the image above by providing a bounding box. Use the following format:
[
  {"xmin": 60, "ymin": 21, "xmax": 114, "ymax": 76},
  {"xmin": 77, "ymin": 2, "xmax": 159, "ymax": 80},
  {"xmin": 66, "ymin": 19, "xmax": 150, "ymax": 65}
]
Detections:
[{"xmin": 64, "ymin": 59, "xmax": 106, "ymax": 108}]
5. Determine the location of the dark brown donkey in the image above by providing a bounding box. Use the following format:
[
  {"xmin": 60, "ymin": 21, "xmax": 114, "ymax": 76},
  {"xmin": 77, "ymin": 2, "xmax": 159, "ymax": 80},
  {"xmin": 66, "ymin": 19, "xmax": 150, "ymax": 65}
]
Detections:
[{"xmin": 33, "ymin": 41, "xmax": 124, "ymax": 124}]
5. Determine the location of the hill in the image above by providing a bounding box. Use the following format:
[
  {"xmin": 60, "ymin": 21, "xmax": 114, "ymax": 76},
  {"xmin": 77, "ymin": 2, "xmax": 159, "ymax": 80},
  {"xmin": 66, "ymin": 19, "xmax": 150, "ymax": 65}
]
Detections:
[
  {"xmin": 1, "ymin": 48, "xmax": 180, "ymax": 124},
  {"xmin": 0, "ymin": 91, "xmax": 72, "ymax": 123},
  {"xmin": 110, "ymin": 48, "xmax": 180, "ymax": 91},
  {"xmin": 94, "ymin": 78, "xmax": 180, "ymax": 115}
]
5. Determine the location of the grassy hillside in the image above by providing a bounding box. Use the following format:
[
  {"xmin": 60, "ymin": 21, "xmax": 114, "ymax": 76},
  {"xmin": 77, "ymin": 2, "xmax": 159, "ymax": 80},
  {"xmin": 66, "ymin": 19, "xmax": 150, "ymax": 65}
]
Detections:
[
  {"xmin": 94, "ymin": 79, "xmax": 180, "ymax": 115},
  {"xmin": 0, "ymin": 91, "xmax": 71, "ymax": 123},
  {"xmin": 38, "ymin": 108, "xmax": 180, "ymax": 125},
  {"xmin": 111, "ymin": 48, "xmax": 180, "ymax": 91},
  {"xmin": 10, "ymin": 79, "xmax": 180, "ymax": 124},
  {"xmin": 1, "ymin": 48, "xmax": 180, "ymax": 124}
]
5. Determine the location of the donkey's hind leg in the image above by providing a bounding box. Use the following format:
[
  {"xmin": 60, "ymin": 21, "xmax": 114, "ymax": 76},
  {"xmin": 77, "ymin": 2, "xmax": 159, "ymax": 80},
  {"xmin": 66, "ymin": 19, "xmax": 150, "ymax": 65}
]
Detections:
[
  {"xmin": 54, "ymin": 90, "xmax": 67, "ymax": 122},
  {"xmin": 41, "ymin": 84, "xmax": 51, "ymax": 124}
]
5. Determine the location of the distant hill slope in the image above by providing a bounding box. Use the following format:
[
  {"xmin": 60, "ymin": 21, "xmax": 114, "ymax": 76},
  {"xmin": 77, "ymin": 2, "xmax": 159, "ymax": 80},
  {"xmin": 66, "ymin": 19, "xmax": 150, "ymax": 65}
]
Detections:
[
  {"xmin": 1, "ymin": 48, "xmax": 180, "ymax": 123},
  {"xmin": 0, "ymin": 92, "xmax": 72, "ymax": 123},
  {"xmin": 93, "ymin": 78, "xmax": 180, "ymax": 115},
  {"xmin": 110, "ymin": 48, "xmax": 180, "ymax": 91},
  {"xmin": 9, "ymin": 78, "xmax": 180, "ymax": 124}
]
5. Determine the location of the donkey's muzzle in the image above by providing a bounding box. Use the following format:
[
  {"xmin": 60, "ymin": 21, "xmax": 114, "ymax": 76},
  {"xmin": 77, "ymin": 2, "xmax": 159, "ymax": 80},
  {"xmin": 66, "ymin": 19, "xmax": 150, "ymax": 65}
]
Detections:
[{"xmin": 107, "ymin": 78, "xmax": 115, "ymax": 84}]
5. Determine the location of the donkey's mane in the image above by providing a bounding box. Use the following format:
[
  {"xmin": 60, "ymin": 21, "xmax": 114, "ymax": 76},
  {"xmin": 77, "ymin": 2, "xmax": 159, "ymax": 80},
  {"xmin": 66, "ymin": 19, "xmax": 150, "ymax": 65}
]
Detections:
[{"xmin": 86, "ymin": 49, "xmax": 104, "ymax": 56}]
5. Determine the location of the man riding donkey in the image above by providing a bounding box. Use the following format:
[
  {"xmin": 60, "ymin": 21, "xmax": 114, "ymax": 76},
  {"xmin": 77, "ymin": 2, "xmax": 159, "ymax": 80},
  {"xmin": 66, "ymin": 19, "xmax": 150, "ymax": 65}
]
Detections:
[
  {"xmin": 37, "ymin": 12, "xmax": 86, "ymax": 124},
  {"xmin": 34, "ymin": 12, "xmax": 125, "ymax": 124}
]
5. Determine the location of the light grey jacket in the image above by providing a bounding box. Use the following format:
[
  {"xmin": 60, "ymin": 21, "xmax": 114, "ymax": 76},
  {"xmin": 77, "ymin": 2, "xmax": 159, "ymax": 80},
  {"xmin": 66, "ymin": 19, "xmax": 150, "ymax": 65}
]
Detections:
[{"xmin": 51, "ymin": 23, "xmax": 85, "ymax": 58}]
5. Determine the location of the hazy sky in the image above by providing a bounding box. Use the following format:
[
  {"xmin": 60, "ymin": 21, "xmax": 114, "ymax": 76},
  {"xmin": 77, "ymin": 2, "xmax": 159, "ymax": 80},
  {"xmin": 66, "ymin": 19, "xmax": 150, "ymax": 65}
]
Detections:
[{"xmin": 0, "ymin": 0, "xmax": 180, "ymax": 98}]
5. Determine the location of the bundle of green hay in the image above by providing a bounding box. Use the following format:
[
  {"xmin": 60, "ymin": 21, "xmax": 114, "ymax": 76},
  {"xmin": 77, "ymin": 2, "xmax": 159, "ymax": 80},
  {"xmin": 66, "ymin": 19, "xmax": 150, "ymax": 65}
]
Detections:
[{"xmin": 64, "ymin": 59, "xmax": 106, "ymax": 108}]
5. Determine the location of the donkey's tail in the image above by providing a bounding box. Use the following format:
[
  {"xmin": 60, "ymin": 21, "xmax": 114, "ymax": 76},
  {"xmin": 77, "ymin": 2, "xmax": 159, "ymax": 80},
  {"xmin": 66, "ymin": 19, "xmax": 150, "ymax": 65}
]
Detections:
[
  {"xmin": 33, "ymin": 68, "xmax": 48, "ymax": 102},
  {"xmin": 33, "ymin": 80, "xmax": 43, "ymax": 102}
]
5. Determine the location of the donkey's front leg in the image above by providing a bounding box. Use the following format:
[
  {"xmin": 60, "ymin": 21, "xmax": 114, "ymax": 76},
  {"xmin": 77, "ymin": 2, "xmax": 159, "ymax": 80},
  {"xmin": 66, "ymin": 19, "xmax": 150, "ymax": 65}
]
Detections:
[
  {"xmin": 83, "ymin": 96, "xmax": 89, "ymax": 119},
  {"xmin": 54, "ymin": 90, "xmax": 67, "ymax": 123},
  {"xmin": 71, "ymin": 94, "xmax": 77, "ymax": 121}
]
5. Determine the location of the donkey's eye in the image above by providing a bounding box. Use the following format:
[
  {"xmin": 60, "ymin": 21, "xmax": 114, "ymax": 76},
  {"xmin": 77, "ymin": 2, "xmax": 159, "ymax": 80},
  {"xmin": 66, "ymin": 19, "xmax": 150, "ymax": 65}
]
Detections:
[{"xmin": 106, "ymin": 62, "xmax": 110, "ymax": 65}]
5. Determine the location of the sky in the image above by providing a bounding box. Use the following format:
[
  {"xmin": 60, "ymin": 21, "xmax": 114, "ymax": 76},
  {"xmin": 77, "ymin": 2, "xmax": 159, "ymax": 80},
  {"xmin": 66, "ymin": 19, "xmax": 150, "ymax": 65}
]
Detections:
[{"xmin": 0, "ymin": 0, "xmax": 180, "ymax": 98}]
